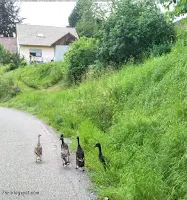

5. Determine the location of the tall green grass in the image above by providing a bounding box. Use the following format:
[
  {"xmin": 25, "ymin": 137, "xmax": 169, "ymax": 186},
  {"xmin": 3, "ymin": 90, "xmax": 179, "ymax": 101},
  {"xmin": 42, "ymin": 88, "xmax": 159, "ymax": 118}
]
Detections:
[
  {"xmin": 4, "ymin": 40, "xmax": 187, "ymax": 199},
  {"xmin": 17, "ymin": 62, "xmax": 64, "ymax": 89},
  {"xmin": 0, "ymin": 77, "xmax": 20, "ymax": 102}
]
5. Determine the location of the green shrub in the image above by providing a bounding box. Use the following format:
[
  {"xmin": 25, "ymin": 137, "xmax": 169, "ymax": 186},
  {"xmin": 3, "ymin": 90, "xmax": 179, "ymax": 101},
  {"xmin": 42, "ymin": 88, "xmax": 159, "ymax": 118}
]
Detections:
[
  {"xmin": 150, "ymin": 42, "xmax": 173, "ymax": 57},
  {"xmin": 65, "ymin": 37, "xmax": 98, "ymax": 84},
  {"xmin": 0, "ymin": 45, "xmax": 25, "ymax": 70}
]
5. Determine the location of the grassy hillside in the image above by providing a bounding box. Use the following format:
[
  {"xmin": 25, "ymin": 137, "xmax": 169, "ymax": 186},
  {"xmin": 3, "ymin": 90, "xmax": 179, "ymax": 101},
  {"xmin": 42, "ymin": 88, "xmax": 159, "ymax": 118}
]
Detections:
[
  {"xmin": 2, "ymin": 40, "xmax": 187, "ymax": 199},
  {"xmin": 17, "ymin": 62, "xmax": 64, "ymax": 89}
]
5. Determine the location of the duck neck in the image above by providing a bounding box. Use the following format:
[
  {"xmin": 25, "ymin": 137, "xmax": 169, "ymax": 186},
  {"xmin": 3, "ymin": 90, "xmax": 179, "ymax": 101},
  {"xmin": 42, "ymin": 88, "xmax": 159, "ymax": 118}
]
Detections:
[
  {"xmin": 98, "ymin": 146, "xmax": 102, "ymax": 156},
  {"xmin": 61, "ymin": 137, "xmax": 64, "ymax": 145},
  {"xmin": 77, "ymin": 137, "xmax": 80, "ymax": 146},
  {"xmin": 37, "ymin": 136, "xmax": 41, "ymax": 146}
]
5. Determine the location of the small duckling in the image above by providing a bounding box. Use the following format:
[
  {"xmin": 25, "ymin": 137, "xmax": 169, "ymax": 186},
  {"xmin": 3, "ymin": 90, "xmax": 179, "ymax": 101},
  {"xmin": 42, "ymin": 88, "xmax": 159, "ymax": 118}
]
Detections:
[{"xmin": 60, "ymin": 134, "xmax": 70, "ymax": 166}]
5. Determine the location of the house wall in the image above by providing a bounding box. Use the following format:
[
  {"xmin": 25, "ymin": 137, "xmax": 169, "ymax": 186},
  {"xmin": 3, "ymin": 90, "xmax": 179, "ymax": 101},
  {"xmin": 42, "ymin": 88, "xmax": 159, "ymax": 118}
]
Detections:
[
  {"xmin": 17, "ymin": 36, "xmax": 20, "ymax": 54},
  {"xmin": 53, "ymin": 34, "xmax": 76, "ymax": 45},
  {"xmin": 19, "ymin": 45, "xmax": 55, "ymax": 63},
  {"xmin": 55, "ymin": 45, "xmax": 70, "ymax": 61}
]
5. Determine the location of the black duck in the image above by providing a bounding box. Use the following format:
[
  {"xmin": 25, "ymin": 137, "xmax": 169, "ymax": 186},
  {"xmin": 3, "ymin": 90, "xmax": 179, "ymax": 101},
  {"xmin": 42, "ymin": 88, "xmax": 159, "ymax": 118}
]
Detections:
[
  {"xmin": 94, "ymin": 142, "xmax": 107, "ymax": 170},
  {"xmin": 76, "ymin": 136, "xmax": 85, "ymax": 171}
]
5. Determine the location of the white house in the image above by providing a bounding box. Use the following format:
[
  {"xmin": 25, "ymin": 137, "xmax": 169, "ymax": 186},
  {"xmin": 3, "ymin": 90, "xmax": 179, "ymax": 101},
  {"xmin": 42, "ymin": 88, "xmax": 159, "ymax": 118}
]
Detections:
[{"xmin": 16, "ymin": 24, "xmax": 78, "ymax": 63}]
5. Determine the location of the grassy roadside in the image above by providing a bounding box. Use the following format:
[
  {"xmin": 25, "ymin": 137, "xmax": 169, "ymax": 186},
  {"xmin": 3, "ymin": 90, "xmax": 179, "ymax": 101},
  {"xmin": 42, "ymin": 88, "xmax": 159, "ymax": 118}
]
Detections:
[{"xmin": 1, "ymin": 41, "xmax": 187, "ymax": 199}]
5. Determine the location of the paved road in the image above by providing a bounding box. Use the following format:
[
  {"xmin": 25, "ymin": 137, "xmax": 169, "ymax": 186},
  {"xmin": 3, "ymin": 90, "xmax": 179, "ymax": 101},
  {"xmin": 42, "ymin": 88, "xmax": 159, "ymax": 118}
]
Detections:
[{"xmin": 0, "ymin": 107, "xmax": 97, "ymax": 200}]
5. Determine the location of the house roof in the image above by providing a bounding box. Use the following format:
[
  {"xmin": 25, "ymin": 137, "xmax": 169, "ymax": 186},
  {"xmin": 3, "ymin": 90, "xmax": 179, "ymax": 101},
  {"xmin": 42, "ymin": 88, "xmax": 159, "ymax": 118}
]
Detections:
[
  {"xmin": 16, "ymin": 24, "xmax": 79, "ymax": 47},
  {"xmin": 0, "ymin": 37, "xmax": 17, "ymax": 53}
]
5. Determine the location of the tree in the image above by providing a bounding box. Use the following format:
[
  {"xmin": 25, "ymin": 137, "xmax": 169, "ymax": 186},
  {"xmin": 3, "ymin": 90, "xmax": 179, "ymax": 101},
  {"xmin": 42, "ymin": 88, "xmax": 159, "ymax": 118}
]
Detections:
[
  {"xmin": 159, "ymin": 0, "xmax": 187, "ymax": 17},
  {"xmin": 0, "ymin": 0, "xmax": 23, "ymax": 37},
  {"xmin": 76, "ymin": 0, "xmax": 101, "ymax": 38},
  {"xmin": 68, "ymin": 5, "xmax": 80, "ymax": 28},
  {"xmin": 68, "ymin": 0, "xmax": 107, "ymax": 38},
  {"xmin": 98, "ymin": 0, "xmax": 176, "ymax": 64}
]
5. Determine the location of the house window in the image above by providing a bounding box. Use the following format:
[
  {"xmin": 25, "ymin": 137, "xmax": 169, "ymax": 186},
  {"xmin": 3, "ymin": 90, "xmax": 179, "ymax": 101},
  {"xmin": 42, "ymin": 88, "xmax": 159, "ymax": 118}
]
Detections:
[
  {"xmin": 30, "ymin": 49, "xmax": 42, "ymax": 57},
  {"xmin": 37, "ymin": 33, "xmax": 44, "ymax": 37}
]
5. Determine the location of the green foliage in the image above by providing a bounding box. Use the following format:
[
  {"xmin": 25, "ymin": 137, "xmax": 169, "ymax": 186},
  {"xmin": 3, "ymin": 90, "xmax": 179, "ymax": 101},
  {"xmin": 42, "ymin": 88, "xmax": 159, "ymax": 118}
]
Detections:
[
  {"xmin": 98, "ymin": 0, "xmax": 176, "ymax": 64},
  {"xmin": 160, "ymin": 0, "xmax": 187, "ymax": 17},
  {"xmin": 71, "ymin": 0, "xmax": 105, "ymax": 38},
  {"xmin": 65, "ymin": 37, "xmax": 98, "ymax": 84},
  {"xmin": 0, "ymin": 0, "xmax": 23, "ymax": 37},
  {"xmin": 68, "ymin": 5, "xmax": 80, "ymax": 27},
  {"xmin": 150, "ymin": 42, "xmax": 173, "ymax": 57},
  {"xmin": 0, "ymin": 45, "xmax": 26, "ymax": 70},
  {"xmin": 0, "ymin": 77, "xmax": 20, "ymax": 102},
  {"xmin": 17, "ymin": 62, "xmax": 64, "ymax": 89},
  {"xmin": 76, "ymin": 17, "xmax": 102, "ymax": 38},
  {"xmin": 5, "ymin": 40, "xmax": 187, "ymax": 199},
  {"xmin": 84, "ymin": 61, "xmax": 110, "ymax": 80},
  {"xmin": 175, "ymin": 18, "xmax": 187, "ymax": 40}
]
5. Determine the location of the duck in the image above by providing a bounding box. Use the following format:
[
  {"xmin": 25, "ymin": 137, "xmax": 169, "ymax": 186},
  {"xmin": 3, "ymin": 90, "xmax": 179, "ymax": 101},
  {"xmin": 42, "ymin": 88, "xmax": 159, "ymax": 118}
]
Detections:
[
  {"xmin": 76, "ymin": 136, "xmax": 85, "ymax": 171},
  {"xmin": 34, "ymin": 134, "xmax": 42, "ymax": 162},
  {"xmin": 94, "ymin": 142, "xmax": 107, "ymax": 170},
  {"xmin": 60, "ymin": 134, "xmax": 70, "ymax": 166}
]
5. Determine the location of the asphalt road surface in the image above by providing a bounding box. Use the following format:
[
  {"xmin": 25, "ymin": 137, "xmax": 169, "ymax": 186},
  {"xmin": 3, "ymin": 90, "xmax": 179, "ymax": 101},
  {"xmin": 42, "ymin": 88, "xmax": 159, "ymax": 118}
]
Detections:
[{"xmin": 0, "ymin": 107, "xmax": 97, "ymax": 200}]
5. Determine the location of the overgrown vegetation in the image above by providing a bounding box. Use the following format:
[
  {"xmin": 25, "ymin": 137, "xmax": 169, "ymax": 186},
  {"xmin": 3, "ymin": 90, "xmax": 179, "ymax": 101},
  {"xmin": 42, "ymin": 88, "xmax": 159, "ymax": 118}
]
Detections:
[
  {"xmin": 2, "ymin": 40, "xmax": 187, "ymax": 199},
  {"xmin": 0, "ymin": 45, "xmax": 26, "ymax": 71},
  {"xmin": 67, "ymin": 0, "xmax": 176, "ymax": 85},
  {"xmin": 65, "ymin": 37, "xmax": 98, "ymax": 84},
  {"xmin": 0, "ymin": 76, "xmax": 20, "ymax": 102},
  {"xmin": 17, "ymin": 62, "xmax": 64, "ymax": 89}
]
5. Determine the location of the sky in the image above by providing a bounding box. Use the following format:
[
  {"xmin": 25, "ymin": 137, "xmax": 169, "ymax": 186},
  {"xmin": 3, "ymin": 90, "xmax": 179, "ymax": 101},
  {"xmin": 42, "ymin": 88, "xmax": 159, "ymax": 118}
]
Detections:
[
  {"xmin": 19, "ymin": 2, "xmax": 76, "ymax": 27},
  {"xmin": 18, "ymin": 2, "xmax": 187, "ymax": 27}
]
